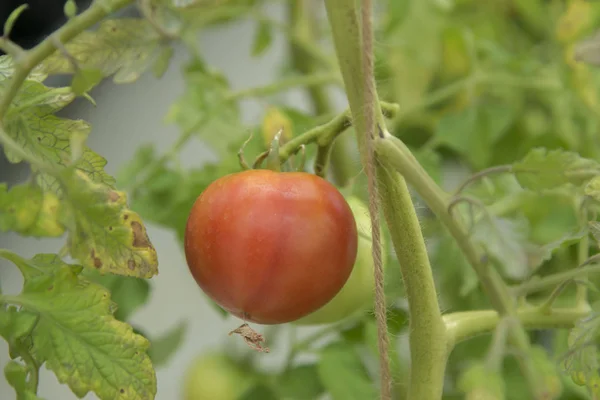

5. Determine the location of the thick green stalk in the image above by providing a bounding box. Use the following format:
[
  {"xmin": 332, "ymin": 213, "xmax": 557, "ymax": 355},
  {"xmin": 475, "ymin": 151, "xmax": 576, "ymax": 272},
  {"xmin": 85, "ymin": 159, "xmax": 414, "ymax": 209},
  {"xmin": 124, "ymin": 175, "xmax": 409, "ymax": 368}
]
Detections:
[
  {"xmin": 377, "ymin": 164, "xmax": 447, "ymax": 400},
  {"xmin": 325, "ymin": 2, "xmax": 446, "ymax": 398},
  {"xmin": 374, "ymin": 135, "xmax": 550, "ymax": 399}
]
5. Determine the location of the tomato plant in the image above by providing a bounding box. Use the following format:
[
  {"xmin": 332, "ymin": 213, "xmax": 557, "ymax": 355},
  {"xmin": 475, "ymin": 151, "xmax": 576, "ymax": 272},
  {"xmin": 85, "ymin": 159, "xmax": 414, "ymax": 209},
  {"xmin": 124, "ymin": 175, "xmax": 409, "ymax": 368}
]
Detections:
[
  {"xmin": 4, "ymin": 0, "xmax": 600, "ymax": 399},
  {"xmin": 184, "ymin": 169, "xmax": 358, "ymax": 324}
]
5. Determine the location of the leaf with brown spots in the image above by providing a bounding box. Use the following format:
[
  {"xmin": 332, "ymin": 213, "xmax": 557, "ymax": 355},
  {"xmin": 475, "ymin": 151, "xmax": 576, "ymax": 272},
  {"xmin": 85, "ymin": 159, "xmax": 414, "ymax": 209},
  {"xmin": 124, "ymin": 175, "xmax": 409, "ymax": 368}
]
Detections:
[
  {"xmin": 0, "ymin": 252, "xmax": 157, "ymax": 400},
  {"xmin": 0, "ymin": 182, "xmax": 65, "ymax": 237},
  {"xmin": 60, "ymin": 169, "xmax": 158, "ymax": 278}
]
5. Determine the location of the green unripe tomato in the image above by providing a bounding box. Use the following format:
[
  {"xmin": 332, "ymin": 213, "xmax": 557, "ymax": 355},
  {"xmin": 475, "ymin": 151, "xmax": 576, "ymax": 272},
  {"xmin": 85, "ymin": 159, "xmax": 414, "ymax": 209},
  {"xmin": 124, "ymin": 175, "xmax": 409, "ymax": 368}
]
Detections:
[
  {"xmin": 182, "ymin": 352, "xmax": 254, "ymax": 400},
  {"xmin": 294, "ymin": 196, "xmax": 386, "ymax": 325}
]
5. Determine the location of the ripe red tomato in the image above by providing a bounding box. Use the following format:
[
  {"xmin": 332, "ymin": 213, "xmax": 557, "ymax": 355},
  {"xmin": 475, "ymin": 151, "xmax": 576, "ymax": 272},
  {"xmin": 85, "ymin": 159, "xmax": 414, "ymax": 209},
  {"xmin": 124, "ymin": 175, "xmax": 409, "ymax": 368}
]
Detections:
[{"xmin": 184, "ymin": 169, "xmax": 358, "ymax": 324}]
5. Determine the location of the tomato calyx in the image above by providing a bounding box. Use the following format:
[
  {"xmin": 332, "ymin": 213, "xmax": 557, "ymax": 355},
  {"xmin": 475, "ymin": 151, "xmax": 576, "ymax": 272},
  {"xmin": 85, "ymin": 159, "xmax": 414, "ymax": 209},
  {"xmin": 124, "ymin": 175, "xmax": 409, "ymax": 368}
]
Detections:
[
  {"xmin": 238, "ymin": 129, "xmax": 305, "ymax": 173},
  {"xmin": 228, "ymin": 323, "xmax": 270, "ymax": 353}
]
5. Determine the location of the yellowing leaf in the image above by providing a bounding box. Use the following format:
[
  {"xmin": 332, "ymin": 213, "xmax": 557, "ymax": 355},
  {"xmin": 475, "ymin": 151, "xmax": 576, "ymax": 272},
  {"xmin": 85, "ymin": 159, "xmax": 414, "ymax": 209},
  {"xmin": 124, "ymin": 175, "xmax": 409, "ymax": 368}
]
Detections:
[
  {"xmin": 0, "ymin": 79, "xmax": 115, "ymax": 189},
  {"xmin": 0, "ymin": 183, "xmax": 65, "ymax": 237},
  {"xmin": 556, "ymin": 0, "xmax": 594, "ymax": 43},
  {"xmin": 4, "ymin": 253, "xmax": 157, "ymax": 400},
  {"xmin": 62, "ymin": 170, "xmax": 158, "ymax": 278},
  {"xmin": 43, "ymin": 19, "xmax": 166, "ymax": 84}
]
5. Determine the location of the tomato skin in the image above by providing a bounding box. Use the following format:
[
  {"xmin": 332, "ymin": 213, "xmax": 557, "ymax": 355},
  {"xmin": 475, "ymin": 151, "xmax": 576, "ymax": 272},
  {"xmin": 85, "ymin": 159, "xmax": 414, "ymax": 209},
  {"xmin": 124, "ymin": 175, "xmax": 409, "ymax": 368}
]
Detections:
[
  {"xmin": 184, "ymin": 169, "xmax": 358, "ymax": 325},
  {"xmin": 294, "ymin": 196, "xmax": 386, "ymax": 325}
]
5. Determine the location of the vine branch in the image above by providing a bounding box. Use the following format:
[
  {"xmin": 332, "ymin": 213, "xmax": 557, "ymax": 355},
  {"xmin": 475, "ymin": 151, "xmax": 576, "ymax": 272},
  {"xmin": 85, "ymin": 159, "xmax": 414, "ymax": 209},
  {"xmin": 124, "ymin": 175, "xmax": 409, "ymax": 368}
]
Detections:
[{"xmin": 373, "ymin": 134, "xmax": 547, "ymax": 398}]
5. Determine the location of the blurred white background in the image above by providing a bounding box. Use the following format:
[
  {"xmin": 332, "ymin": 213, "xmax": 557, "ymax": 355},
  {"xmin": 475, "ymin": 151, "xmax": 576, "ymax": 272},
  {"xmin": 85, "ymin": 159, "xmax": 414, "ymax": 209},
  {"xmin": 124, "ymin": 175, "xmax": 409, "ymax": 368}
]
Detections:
[{"xmin": 0, "ymin": 2, "xmax": 344, "ymax": 398}]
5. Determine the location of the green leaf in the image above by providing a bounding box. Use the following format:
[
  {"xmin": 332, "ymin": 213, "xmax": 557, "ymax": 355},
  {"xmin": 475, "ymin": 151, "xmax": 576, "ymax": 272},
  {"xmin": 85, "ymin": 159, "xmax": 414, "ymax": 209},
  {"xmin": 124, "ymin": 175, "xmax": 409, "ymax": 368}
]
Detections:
[
  {"xmin": 71, "ymin": 68, "xmax": 104, "ymax": 95},
  {"xmin": 152, "ymin": 46, "xmax": 174, "ymax": 78},
  {"xmin": 61, "ymin": 170, "xmax": 158, "ymax": 278},
  {"xmin": 585, "ymin": 176, "xmax": 600, "ymax": 202},
  {"xmin": 513, "ymin": 148, "xmax": 600, "ymax": 191},
  {"xmin": 435, "ymin": 101, "xmax": 516, "ymax": 169},
  {"xmin": 165, "ymin": 59, "xmax": 243, "ymax": 158},
  {"xmin": 0, "ymin": 79, "xmax": 114, "ymax": 188},
  {"xmin": 0, "ymin": 56, "xmax": 47, "ymax": 82},
  {"xmin": 562, "ymin": 311, "xmax": 600, "ymax": 395},
  {"xmin": 472, "ymin": 215, "xmax": 532, "ymax": 280},
  {"xmin": 6, "ymin": 253, "xmax": 157, "ymax": 400},
  {"xmin": 147, "ymin": 321, "xmax": 187, "ymax": 367},
  {"xmin": 42, "ymin": 19, "xmax": 164, "ymax": 84},
  {"xmin": 317, "ymin": 342, "xmax": 378, "ymax": 400},
  {"xmin": 240, "ymin": 384, "xmax": 279, "ymax": 400},
  {"xmin": 530, "ymin": 345, "xmax": 563, "ymax": 399},
  {"xmin": 0, "ymin": 183, "xmax": 65, "ymax": 237},
  {"xmin": 251, "ymin": 20, "xmax": 273, "ymax": 57},
  {"xmin": 83, "ymin": 269, "xmax": 151, "ymax": 321},
  {"xmin": 277, "ymin": 364, "xmax": 324, "ymax": 400},
  {"xmin": 0, "ymin": 305, "xmax": 38, "ymax": 358},
  {"xmin": 4, "ymin": 361, "xmax": 44, "ymax": 400},
  {"xmin": 3, "ymin": 4, "xmax": 28, "ymax": 36}
]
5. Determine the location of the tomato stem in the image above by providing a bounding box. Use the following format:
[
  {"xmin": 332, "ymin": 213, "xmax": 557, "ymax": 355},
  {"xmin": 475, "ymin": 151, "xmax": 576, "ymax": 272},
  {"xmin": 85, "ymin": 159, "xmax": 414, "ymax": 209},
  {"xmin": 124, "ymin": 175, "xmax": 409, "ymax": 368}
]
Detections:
[{"xmin": 265, "ymin": 130, "xmax": 283, "ymax": 172}]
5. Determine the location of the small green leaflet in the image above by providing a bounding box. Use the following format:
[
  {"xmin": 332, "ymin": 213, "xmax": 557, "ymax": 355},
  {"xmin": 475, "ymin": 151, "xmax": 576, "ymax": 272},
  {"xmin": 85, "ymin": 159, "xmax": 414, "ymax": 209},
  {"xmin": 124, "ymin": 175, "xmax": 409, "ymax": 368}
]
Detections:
[
  {"xmin": 147, "ymin": 321, "xmax": 188, "ymax": 367},
  {"xmin": 165, "ymin": 59, "xmax": 244, "ymax": 158},
  {"xmin": 585, "ymin": 176, "xmax": 600, "ymax": 202},
  {"xmin": 0, "ymin": 79, "xmax": 114, "ymax": 189},
  {"xmin": 2, "ymin": 253, "xmax": 157, "ymax": 400},
  {"xmin": 513, "ymin": 148, "xmax": 600, "ymax": 191},
  {"xmin": 317, "ymin": 342, "xmax": 378, "ymax": 400},
  {"xmin": 42, "ymin": 19, "xmax": 171, "ymax": 84},
  {"xmin": 71, "ymin": 68, "xmax": 104, "ymax": 95},
  {"xmin": 435, "ymin": 101, "xmax": 517, "ymax": 169},
  {"xmin": 0, "ymin": 183, "xmax": 64, "ymax": 237},
  {"xmin": 4, "ymin": 361, "xmax": 44, "ymax": 400},
  {"xmin": 562, "ymin": 310, "xmax": 600, "ymax": 396},
  {"xmin": 0, "ymin": 305, "xmax": 38, "ymax": 359},
  {"xmin": 251, "ymin": 20, "xmax": 273, "ymax": 57},
  {"xmin": 61, "ymin": 170, "xmax": 158, "ymax": 278}
]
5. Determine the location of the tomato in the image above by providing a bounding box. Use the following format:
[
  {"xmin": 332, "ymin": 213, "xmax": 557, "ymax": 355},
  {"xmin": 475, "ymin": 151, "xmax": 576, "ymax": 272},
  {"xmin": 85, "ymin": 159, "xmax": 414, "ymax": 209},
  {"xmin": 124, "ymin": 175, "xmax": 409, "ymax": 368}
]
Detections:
[
  {"xmin": 182, "ymin": 352, "xmax": 254, "ymax": 400},
  {"xmin": 184, "ymin": 169, "xmax": 358, "ymax": 325},
  {"xmin": 294, "ymin": 196, "xmax": 386, "ymax": 325}
]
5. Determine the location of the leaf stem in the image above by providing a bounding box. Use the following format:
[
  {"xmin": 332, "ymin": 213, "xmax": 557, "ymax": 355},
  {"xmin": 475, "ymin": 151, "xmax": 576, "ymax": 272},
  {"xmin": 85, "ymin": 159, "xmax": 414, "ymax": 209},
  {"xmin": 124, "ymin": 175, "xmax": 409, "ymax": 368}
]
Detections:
[
  {"xmin": 278, "ymin": 101, "xmax": 399, "ymax": 164},
  {"xmin": 225, "ymin": 73, "xmax": 341, "ymax": 101},
  {"xmin": 444, "ymin": 306, "xmax": 590, "ymax": 347},
  {"xmin": 576, "ymin": 233, "xmax": 590, "ymax": 306},
  {"xmin": 513, "ymin": 259, "xmax": 600, "ymax": 296}
]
